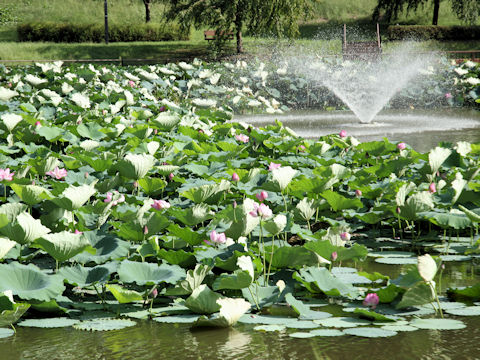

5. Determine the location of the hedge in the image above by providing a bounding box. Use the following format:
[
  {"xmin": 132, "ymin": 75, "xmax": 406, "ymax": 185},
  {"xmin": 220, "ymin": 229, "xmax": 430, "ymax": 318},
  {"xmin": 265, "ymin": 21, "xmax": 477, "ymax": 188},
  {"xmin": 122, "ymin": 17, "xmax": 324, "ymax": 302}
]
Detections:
[
  {"xmin": 387, "ymin": 25, "xmax": 480, "ymax": 41},
  {"xmin": 17, "ymin": 22, "xmax": 189, "ymax": 42}
]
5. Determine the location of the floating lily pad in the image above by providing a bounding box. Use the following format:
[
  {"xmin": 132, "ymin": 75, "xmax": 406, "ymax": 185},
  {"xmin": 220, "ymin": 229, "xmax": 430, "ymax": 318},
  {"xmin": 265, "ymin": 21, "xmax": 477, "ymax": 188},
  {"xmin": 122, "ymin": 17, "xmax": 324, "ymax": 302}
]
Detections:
[
  {"xmin": 444, "ymin": 306, "xmax": 480, "ymax": 316},
  {"xmin": 153, "ymin": 315, "xmax": 199, "ymax": 323},
  {"xmin": 375, "ymin": 257, "xmax": 417, "ymax": 265},
  {"xmin": 409, "ymin": 318, "xmax": 466, "ymax": 330},
  {"xmin": 238, "ymin": 315, "xmax": 297, "ymax": 325},
  {"xmin": 0, "ymin": 328, "xmax": 14, "ymax": 338},
  {"xmin": 18, "ymin": 317, "xmax": 79, "ymax": 328},
  {"xmin": 309, "ymin": 329, "xmax": 345, "ymax": 337},
  {"xmin": 74, "ymin": 318, "xmax": 136, "ymax": 331},
  {"xmin": 284, "ymin": 320, "xmax": 319, "ymax": 329},
  {"xmin": 254, "ymin": 324, "xmax": 286, "ymax": 332},
  {"xmin": 380, "ymin": 324, "xmax": 419, "ymax": 332},
  {"xmin": 314, "ymin": 317, "xmax": 371, "ymax": 328},
  {"xmin": 439, "ymin": 255, "xmax": 472, "ymax": 262},
  {"xmin": 343, "ymin": 327, "xmax": 398, "ymax": 338},
  {"xmin": 368, "ymin": 251, "xmax": 416, "ymax": 258}
]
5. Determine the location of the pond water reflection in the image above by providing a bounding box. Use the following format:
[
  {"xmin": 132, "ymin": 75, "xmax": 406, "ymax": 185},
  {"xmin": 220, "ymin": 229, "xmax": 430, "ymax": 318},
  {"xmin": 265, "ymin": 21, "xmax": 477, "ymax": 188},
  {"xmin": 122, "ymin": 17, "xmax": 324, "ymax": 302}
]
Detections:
[{"xmin": 235, "ymin": 108, "xmax": 480, "ymax": 153}]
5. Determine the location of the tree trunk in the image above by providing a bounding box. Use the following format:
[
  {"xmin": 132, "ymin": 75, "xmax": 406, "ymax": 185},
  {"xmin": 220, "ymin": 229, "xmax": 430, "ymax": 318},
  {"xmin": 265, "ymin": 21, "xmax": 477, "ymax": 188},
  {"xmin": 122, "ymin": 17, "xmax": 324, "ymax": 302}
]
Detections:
[
  {"xmin": 143, "ymin": 0, "xmax": 151, "ymax": 23},
  {"xmin": 432, "ymin": 0, "xmax": 440, "ymax": 25},
  {"xmin": 235, "ymin": 10, "xmax": 243, "ymax": 53},
  {"xmin": 236, "ymin": 30, "xmax": 243, "ymax": 54}
]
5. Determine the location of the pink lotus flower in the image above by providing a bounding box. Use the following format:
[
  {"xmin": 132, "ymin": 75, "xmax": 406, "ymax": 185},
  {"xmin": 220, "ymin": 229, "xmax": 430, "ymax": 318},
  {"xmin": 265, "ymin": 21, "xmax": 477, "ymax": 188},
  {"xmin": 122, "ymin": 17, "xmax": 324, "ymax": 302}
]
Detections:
[
  {"xmin": 35, "ymin": 121, "xmax": 42, "ymax": 127},
  {"xmin": 339, "ymin": 130, "xmax": 347, "ymax": 138},
  {"xmin": 331, "ymin": 251, "xmax": 338, "ymax": 262},
  {"xmin": 298, "ymin": 145, "xmax": 306, "ymax": 152},
  {"xmin": 0, "ymin": 168, "xmax": 14, "ymax": 181},
  {"xmin": 355, "ymin": 189, "xmax": 362, "ymax": 197},
  {"xmin": 128, "ymin": 80, "xmax": 135, "ymax": 87},
  {"xmin": 151, "ymin": 287, "xmax": 158, "ymax": 298},
  {"xmin": 249, "ymin": 202, "xmax": 273, "ymax": 219},
  {"xmin": 144, "ymin": 226, "xmax": 148, "ymax": 235},
  {"xmin": 232, "ymin": 172, "xmax": 240, "ymax": 182},
  {"xmin": 151, "ymin": 199, "xmax": 170, "ymax": 210},
  {"xmin": 363, "ymin": 293, "xmax": 379, "ymax": 309},
  {"xmin": 445, "ymin": 92, "xmax": 453, "ymax": 99},
  {"xmin": 340, "ymin": 232, "xmax": 351, "ymax": 242},
  {"xmin": 74, "ymin": 229, "xmax": 83, "ymax": 235},
  {"xmin": 256, "ymin": 191, "xmax": 268, "ymax": 202},
  {"xmin": 429, "ymin": 183, "xmax": 437, "ymax": 194},
  {"xmin": 46, "ymin": 167, "xmax": 67, "ymax": 180},
  {"xmin": 168, "ymin": 173, "xmax": 174, "ymax": 182},
  {"xmin": 397, "ymin": 142, "xmax": 406, "ymax": 150},
  {"xmin": 268, "ymin": 162, "xmax": 281, "ymax": 171},
  {"xmin": 209, "ymin": 230, "xmax": 227, "ymax": 245},
  {"xmin": 104, "ymin": 192, "xmax": 113, "ymax": 203},
  {"xmin": 235, "ymin": 134, "xmax": 249, "ymax": 143}
]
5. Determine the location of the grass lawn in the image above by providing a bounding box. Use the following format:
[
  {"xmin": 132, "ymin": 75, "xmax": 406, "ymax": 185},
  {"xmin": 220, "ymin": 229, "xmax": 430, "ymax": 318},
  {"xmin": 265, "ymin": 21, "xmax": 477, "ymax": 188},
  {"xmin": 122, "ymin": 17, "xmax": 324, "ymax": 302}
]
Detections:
[{"xmin": 0, "ymin": 0, "xmax": 478, "ymax": 63}]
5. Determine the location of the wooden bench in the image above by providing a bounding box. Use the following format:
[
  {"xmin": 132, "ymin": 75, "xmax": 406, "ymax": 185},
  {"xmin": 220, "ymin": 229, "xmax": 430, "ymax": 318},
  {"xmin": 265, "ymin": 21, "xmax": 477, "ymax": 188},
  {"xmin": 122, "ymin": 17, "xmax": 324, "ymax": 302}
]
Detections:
[
  {"xmin": 204, "ymin": 30, "xmax": 234, "ymax": 41},
  {"xmin": 342, "ymin": 24, "xmax": 382, "ymax": 61}
]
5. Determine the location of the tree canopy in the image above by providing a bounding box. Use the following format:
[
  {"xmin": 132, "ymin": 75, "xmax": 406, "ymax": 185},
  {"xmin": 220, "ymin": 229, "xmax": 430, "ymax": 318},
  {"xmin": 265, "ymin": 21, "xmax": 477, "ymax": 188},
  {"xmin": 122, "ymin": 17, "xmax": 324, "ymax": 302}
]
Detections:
[
  {"xmin": 373, "ymin": 0, "xmax": 480, "ymax": 25},
  {"xmin": 167, "ymin": 0, "xmax": 314, "ymax": 54}
]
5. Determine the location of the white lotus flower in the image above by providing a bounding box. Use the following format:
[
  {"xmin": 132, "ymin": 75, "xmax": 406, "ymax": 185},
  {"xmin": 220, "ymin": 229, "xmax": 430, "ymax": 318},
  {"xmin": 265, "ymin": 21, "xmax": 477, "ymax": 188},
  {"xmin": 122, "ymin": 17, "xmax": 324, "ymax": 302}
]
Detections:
[
  {"xmin": 454, "ymin": 67, "xmax": 469, "ymax": 76},
  {"xmin": 1, "ymin": 113, "xmax": 23, "ymax": 132},
  {"xmin": 216, "ymin": 298, "xmax": 251, "ymax": 326},
  {"xmin": 417, "ymin": 254, "xmax": 437, "ymax": 283},
  {"xmin": 0, "ymin": 87, "xmax": 18, "ymax": 101},
  {"xmin": 24, "ymin": 74, "xmax": 47, "ymax": 86},
  {"xmin": 71, "ymin": 93, "xmax": 91, "ymax": 109}
]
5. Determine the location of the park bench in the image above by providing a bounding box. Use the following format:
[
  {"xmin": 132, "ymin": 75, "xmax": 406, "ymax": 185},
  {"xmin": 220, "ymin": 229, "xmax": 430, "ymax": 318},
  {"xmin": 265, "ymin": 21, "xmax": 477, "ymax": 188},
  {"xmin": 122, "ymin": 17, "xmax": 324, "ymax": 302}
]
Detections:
[
  {"xmin": 342, "ymin": 23, "xmax": 382, "ymax": 61},
  {"xmin": 204, "ymin": 30, "xmax": 234, "ymax": 41}
]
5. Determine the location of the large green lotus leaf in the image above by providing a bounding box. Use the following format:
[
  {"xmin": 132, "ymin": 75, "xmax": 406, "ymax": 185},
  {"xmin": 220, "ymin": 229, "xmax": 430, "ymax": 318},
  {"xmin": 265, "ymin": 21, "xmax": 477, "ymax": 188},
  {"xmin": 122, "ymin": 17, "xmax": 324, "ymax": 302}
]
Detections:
[
  {"xmin": 192, "ymin": 298, "xmax": 251, "ymax": 328},
  {"xmin": 10, "ymin": 184, "xmax": 53, "ymax": 205},
  {"xmin": 212, "ymin": 270, "xmax": 252, "ymax": 290},
  {"xmin": 117, "ymin": 260, "xmax": 185, "ymax": 285},
  {"xmin": 447, "ymin": 283, "xmax": 480, "ymax": 301},
  {"xmin": 169, "ymin": 204, "xmax": 214, "ymax": 226},
  {"xmin": 225, "ymin": 201, "xmax": 260, "ymax": 239},
  {"xmin": 396, "ymin": 282, "xmax": 434, "ymax": 309},
  {"xmin": 138, "ymin": 177, "xmax": 166, "ymax": 196},
  {"xmin": 106, "ymin": 284, "xmax": 143, "ymax": 303},
  {"xmin": 73, "ymin": 318, "xmax": 137, "ymax": 331},
  {"xmin": 0, "ymin": 262, "xmax": 65, "ymax": 301},
  {"xmin": 295, "ymin": 198, "xmax": 316, "ymax": 221},
  {"xmin": 420, "ymin": 209, "xmax": 472, "ymax": 229},
  {"xmin": 153, "ymin": 112, "xmax": 180, "ymax": 130},
  {"xmin": 34, "ymin": 231, "xmax": 96, "ymax": 262},
  {"xmin": 304, "ymin": 240, "xmax": 368, "ymax": 262},
  {"xmin": 117, "ymin": 153, "xmax": 155, "ymax": 180},
  {"xmin": 51, "ymin": 183, "xmax": 96, "ymax": 211},
  {"xmin": 320, "ymin": 190, "xmax": 363, "ymax": 212},
  {"xmin": 0, "ymin": 303, "xmax": 30, "ymax": 327},
  {"xmin": 73, "ymin": 231, "xmax": 130, "ymax": 264},
  {"xmin": 399, "ymin": 192, "xmax": 434, "ymax": 220},
  {"xmin": 429, "ymin": 146, "xmax": 452, "ymax": 174},
  {"xmin": 18, "ymin": 317, "xmax": 79, "ymax": 328},
  {"xmin": 156, "ymin": 164, "xmax": 180, "ymax": 176},
  {"xmin": 269, "ymin": 246, "xmax": 324, "ymax": 269},
  {"xmin": 458, "ymin": 205, "xmax": 480, "ymax": 223},
  {"xmin": 444, "ymin": 306, "xmax": 480, "ymax": 316},
  {"xmin": 36, "ymin": 126, "xmax": 63, "ymax": 142},
  {"xmin": 77, "ymin": 122, "xmax": 106, "ymax": 140},
  {"xmin": 181, "ymin": 180, "xmax": 230, "ymax": 204},
  {"xmin": 293, "ymin": 267, "xmax": 359, "ymax": 299},
  {"xmin": 395, "ymin": 182, "xmax": 416, "ymax": 207},
  {"xmin": 167, "ymin": 224, "xmax": 204, "ymax": 246},
  {"xmin": 179, "ymin": 264, "xmax": 212, "ymax": 294},
  {"xmin": 1, "ymin": 212, "xmax": 51, "ymax": 245},
  {"xmin": 184, "ymin": 284, "xmax": 223, "ymax": 315},
  {"xmin": 374, "ymin": 284, "xmax": 403, "ymax": 303},
  {"xmin": 263, "ymin": 214, "xmax": 287, "ymax": 236},
  {"xmin": 0, "ymin": 203, "xmax": 27, "ymax": 222},
  {"xmin": 242, "ymin": 283, "xmax": 286, "ymax": 309},
  {"xmin": 59, "ymin": 264, "xmax": 113, "ymax": 287},
  {"xmin": 0, "ymin": 237, "xmax": 16, "ymax": 259},
  {"xmin": 285, "ymin": 293, "xmax": 332, "ymax": 320},
  {"xmin": 410, "ymin": 318, "xmax": 465, "ymax": 330},
  {"xmin": 157, "ymin": 249, "xmax": 196, "ymax": 268},
  {"xmin": 271, "ymin": 166, "xmax": 297, "ymax": 191}
]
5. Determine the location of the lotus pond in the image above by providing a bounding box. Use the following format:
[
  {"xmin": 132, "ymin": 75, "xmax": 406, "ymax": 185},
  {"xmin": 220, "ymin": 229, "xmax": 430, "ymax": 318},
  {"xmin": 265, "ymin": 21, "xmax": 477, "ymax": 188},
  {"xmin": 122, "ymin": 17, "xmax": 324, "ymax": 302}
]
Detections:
[{"xmin": 0, "ymin": 59, "xmax": 479, "ymax": 359}]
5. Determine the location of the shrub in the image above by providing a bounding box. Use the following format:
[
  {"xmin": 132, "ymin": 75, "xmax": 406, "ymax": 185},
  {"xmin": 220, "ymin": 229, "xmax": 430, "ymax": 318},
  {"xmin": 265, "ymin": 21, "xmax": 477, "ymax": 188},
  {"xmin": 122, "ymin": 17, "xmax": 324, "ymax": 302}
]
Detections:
[
  {"xmin": 17, "ymin": 22, "xmax": 189, "ymax": 42},
  {"xmin": 387, "ymin": 25, "xmax": 480, "ymax": 41}
]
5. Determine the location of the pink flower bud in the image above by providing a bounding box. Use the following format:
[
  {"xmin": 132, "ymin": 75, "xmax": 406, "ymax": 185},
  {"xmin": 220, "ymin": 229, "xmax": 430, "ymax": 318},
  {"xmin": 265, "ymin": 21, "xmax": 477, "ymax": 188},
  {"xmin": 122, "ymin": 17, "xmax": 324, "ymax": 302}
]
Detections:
[
  {"xmin": 35, "ymin": 121, "xmax": 42, "ymax": 127},
  {"xmin": 232, "ymin": 172, "xmax": 240, "ymax": 182},
  {"xmin": 152, "ymin": 288, "xmax": 158, "ymax": 298},
  {"xmin": 339, "ymin": 130, "xmax": 347, "ymax": 138},
  {"xmin": 429, "ymin": 183, "xmax": 436, "ymax": 194},
  {"xmin": 151, "ymin": 199, "xmax": 171, "ymax": 210},
  {"xmin": 340, "ymin": 232, "xmax": 351, "ymax": 242},
  {"xmin": 445, "ymin": 92, "xmax": 453, "ymax": 99},
  {"xmin": 256, "ymin": 191, "xmax": 268, "ymax": 202},
  {"xmin": 397, "ymin": 142, "xmax": 406, "ymax": 150},
  {"xmin": 133, "ymin": 181, "xmax": 138, "ymax": 188},
  {"xmin": 331, "ymin": 251, "xmax": 338, "ymax": 262},
  {"xmin": 355, "ymin": 189, "xmax": 362, "ymax": 197},
  {"xmin": 168, "ymin": 173, "xmax": 174, "ymax": 182},
  {"xmin": 363, "ymin": 293, "xmax": 379, "ymax": 309},
  {"xmin": 268, "ymin": 162, "xmax": 281, "ymax": 171},
  {"xmin": 74, "ymin": 229, "xmax": 83, "ymax": 235},
  {"xmin": 233, "ymin": 200, "xmax": 237, "ymax": 208},
  {"xmin": 298, "ymin": 145, "xmax": 306, "ymax": 152},
  {"xmin": 144, "ymin": 226, "xmax": 148, "ymax": 235}
]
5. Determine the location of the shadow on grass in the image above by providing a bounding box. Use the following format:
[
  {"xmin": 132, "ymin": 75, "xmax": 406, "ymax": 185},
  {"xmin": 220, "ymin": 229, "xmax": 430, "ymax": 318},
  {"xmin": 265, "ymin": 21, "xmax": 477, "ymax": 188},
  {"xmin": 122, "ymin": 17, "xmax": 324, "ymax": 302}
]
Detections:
[{"xmin": 298, "ymin": 18, "xmax": 388, "ymax": 41}]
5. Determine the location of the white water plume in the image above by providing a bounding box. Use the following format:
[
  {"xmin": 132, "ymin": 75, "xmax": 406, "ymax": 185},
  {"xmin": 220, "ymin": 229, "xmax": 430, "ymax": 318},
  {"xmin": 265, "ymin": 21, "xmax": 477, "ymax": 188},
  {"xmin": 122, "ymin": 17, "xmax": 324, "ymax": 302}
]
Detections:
[{"xmin": 289, "ymin": 43, "xmax": 434, "ymax": 123}]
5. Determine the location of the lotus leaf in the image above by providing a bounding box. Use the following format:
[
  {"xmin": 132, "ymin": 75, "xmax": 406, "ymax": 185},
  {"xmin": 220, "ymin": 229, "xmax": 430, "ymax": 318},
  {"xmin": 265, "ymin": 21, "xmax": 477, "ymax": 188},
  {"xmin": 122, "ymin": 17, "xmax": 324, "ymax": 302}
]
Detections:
[
  {"xmin": 73, "ymin": 318, "xmax": 137, "ymax": 331},
  {"xmin": 117, "ymin": 260, "xmax": 185, "ymax": 285},
  {"xmin": 1, "ymin": 212, "xmax": 51, "ymax": 245},
  {"xmin": 35, "ymin": 231, "xmax": 95, "ymax": 262}
]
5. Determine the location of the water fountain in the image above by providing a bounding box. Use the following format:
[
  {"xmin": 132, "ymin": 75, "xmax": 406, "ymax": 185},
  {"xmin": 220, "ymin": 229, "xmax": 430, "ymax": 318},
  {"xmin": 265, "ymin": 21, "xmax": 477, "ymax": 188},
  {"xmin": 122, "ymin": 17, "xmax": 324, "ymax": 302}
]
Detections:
[{"xmin": 237, "ymin": 43, "xmax": 480, "ymax": 151}]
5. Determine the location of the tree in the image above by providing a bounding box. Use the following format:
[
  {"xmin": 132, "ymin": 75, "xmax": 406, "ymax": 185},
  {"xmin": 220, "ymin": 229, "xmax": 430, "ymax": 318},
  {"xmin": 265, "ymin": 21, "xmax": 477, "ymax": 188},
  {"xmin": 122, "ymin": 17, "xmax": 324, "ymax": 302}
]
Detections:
[
  {"xmin": 143, "ymin": 0, "xmax": 152, "ymax": 23},
  {"xmin": 373, "ymin": 0, "xmax": 480, "ymax": 25},
  {"xmin": 167, "ymin": 0, "xmax": 313, "ymax": 54}
]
